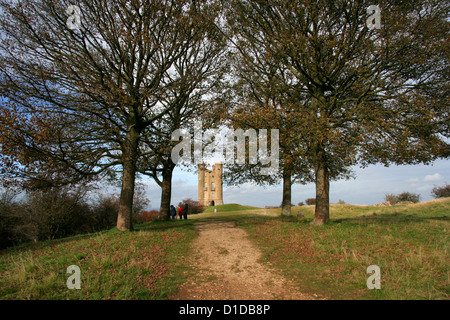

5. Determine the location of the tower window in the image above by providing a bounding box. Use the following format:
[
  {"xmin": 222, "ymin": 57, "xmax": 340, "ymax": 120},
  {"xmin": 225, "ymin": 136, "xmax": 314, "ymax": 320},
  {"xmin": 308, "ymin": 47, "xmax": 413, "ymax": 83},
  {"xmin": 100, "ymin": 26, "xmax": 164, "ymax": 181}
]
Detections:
[{"xmin": 211, "ymin": 182, "xmax": 215, "ymax": 191}]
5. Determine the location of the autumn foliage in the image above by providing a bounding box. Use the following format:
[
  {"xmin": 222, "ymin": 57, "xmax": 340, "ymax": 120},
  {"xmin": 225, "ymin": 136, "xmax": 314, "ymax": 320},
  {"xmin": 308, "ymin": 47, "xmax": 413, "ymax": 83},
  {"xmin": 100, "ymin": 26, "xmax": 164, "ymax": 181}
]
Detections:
[
  {"xmin": 177, "ymin": 198, "xmax": 204, "ymax": 215},
  {"xmin": 0, "ymin": 187, "xmax": 149, "ymax": 249},
  {"xmin": 431, "ymin": 184, "xmax": 450, "ymax": 199},
  {"xmin": 137, "ymin": 210, "xmax": 160, "ymax": 222},
  {"xmin": 0, "ymin": 0, "xmax": 448, "ymax": 231}
]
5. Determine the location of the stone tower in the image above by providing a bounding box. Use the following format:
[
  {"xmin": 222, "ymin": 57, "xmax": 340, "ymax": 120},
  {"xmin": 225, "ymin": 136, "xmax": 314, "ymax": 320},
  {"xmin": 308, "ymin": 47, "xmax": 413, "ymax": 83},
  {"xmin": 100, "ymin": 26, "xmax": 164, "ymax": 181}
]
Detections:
[{"xmin": 198, "ymin": 163, "xmax": 224, "ymax": 206}]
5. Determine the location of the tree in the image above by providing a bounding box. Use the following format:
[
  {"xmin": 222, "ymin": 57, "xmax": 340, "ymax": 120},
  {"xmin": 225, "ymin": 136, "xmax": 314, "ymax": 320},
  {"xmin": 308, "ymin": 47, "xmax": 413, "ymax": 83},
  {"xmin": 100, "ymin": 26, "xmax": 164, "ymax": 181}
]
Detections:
[
  {"xmin": 227, "ymin": 0, "xmax": 449, "ymax": 225},
  {"xmin": 218, "ymin": 12, "xmax": 318, "ymax": 216},
  {"xmin": 0, "ymin": 0, "xmax": 220, "ymax": 230},
  {"xmin": 220, "ymin": 92, "xmax": 314, "ymax": 216},
  {"xmin": 431, "ymin": 184, "xmax": 450, "ymax": 199},
  {"xmin": 137, "ymin": 5, "xmax": 228, "ymax": 219}
]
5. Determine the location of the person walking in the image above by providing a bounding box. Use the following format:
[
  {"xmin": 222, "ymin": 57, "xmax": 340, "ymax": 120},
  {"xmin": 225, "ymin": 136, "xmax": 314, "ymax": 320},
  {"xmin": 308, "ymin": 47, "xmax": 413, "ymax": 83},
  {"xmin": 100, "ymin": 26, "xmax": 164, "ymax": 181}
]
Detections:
[
  {"xmin": 170, "ymin": 205, "xmax": 176, "ymax": 220},
  {"xmin": 178, "ymin": 206, "xmax": 183, "ymax": 220},
  {"xmin": 183, "ymin": 203, "xmax": 188, "ymax": 220}
]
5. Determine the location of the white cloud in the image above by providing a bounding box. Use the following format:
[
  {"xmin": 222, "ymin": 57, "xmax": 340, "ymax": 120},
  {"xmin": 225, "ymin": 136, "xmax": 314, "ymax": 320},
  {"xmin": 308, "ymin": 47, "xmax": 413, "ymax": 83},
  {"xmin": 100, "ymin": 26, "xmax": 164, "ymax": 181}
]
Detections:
[
  {"xmin": 406, "ymin": 178, "xmax": 419, "ymax": 183},
  {"xmin": 423, "ymin": 173, "xmax": 443, "ymax": 183}
]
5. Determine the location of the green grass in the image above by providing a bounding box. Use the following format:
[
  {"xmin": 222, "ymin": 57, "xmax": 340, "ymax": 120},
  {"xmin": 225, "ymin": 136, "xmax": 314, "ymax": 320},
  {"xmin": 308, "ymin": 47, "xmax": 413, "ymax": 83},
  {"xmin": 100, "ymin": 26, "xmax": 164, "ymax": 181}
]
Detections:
[
  {"xmin": 0, "ymin": 220, "xmax": 196, "ymax": 300},
  {"xmin": 1, "ymin": 199, "xmax": 448, "ymax": 300},
  {"xmin": 202, "ymin": 203, "xmax": 261, "ymax": 213},
  {"xmin": 238, "ymin": 198, "xmax": 450, "ymax": 300}
]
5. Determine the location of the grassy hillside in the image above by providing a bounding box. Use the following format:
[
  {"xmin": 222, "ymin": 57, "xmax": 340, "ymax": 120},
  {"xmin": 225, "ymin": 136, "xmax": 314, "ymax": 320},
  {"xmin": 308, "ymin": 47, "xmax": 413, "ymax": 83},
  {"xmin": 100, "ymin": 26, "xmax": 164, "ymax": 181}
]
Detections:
[
  {"xmin": 0, "ymin": 220, "xmax": 196, "ymax": 299},
  {"xmin": 239, "ymin": 198, "xmax": 450, "ymax": 300},
  {"xmin": 1, "ymin": 198, "xmax": 448, "ymax": 300},
  {"xmin": 202, "ymin": 203, "xmax": 260, "ymax": 213}
]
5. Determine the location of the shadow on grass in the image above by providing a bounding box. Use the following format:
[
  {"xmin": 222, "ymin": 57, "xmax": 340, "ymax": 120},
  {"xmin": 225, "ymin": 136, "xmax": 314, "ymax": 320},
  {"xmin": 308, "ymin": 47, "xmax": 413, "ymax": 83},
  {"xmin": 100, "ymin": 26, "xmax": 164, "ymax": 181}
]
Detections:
[
  {"xmin": 135, "ymin": 219, "xmax": 196, "ymax": 232},
  {"xmin": 0, "ymin": 220, "xmax": 196, "ymax": 254},
  {"xmin": 331, "ymin": 212, "xmax": 449, "ymax": 225},
  {"xmin": 0, "ymin": 229, "xmax": 110, "ymax": 255},
  {"xmin": 138, "ymin": 214, "xmax": 280, "ymax": 232},
  {"xmin": 246, "ymin": 211, "xmax": 450, "ymax": 228},
  {"xmin": 5, "ymin": 208, "xmax": 447, "ymax": 254}
]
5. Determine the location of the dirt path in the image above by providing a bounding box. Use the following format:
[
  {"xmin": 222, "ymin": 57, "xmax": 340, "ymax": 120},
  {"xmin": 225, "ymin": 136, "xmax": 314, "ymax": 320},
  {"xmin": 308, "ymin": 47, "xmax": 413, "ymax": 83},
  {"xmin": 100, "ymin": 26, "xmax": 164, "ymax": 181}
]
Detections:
[{"xmin": 171, "ymin": 220, "xmax": 314, "ymax": 300}]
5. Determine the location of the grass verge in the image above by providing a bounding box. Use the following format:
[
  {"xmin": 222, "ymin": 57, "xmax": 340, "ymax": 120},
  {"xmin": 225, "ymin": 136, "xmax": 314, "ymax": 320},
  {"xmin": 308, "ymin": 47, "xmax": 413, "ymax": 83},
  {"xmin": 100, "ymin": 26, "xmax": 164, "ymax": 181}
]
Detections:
[
  {"xmin": 1, "ymin": 199, "xmax": 448, "ymax": 300},
  {"xmin": 238, "ymin": 199, "xmax": 449, "ymax": 300},
  {"xmin": 0, "ymin": 220, "xmax": 196, "ymax": 300}
]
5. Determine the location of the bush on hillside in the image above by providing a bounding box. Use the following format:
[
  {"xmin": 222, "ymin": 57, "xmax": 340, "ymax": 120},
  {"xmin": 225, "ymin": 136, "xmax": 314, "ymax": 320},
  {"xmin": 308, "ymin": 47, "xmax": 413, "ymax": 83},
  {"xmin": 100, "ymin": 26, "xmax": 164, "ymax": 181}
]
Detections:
[
  {"xmin": 137, "ymin": 210, "xmax": 160, "ymax": 222},
  {"xmin": 91, "ymin": 193, "xmax": 119, "ymax": 230},
  {"xmin": 178, "ymin": 198, "xmax": 204, "ymax": 214},
  {"xmin": 385, "ymin": 193, "xmax": 399, "ymax": 205},
  {"xmin": 305, "ymin": 198, "xmax": 316, "ymax": 206},
  {"xmin": 398, "ymin": 192, "xmax": 420, "ymax": 203},
  {"xmin": 385, "ymin": 192, "xmax": 420, "ymax": 205},
  {"xmin": 0, "ymin": 187, "xmax": 94, "ymax": 248},
  {"xmin": 23, "ymin": 188, "xmax": 93, "ymax": 241},
  {"xmin": 0, "ymin": 190, "xmax": 23, "ymax": 249},
  {"xmin": 431, "ymin": 184, "xmax": 450, "ymax": 199},
  {"xmin": 0, "ymin": 185, "xmax": 150, "ymax": 249}
]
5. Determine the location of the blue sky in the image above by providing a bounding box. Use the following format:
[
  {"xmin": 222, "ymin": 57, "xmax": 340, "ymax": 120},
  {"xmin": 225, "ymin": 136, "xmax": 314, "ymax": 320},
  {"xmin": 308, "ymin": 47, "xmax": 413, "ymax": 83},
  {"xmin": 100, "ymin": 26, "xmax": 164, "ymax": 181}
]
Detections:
[
  {"xmin": 3, "ymin": 157, "xmax": 447, "ymax": 210},
  {"xmin": 138, "ymin": 158, "xmax": 449, "ymax": 209}
]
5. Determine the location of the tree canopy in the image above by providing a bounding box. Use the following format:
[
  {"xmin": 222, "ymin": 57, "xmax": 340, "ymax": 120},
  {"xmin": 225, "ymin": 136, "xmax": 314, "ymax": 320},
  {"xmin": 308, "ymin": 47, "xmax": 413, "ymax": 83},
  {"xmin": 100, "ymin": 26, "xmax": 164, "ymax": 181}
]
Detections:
[
  {"xmin": 0, "ymin": 0, "xmax": 225, "ymax": 230},
  {"xmin": 1, "ymin": 0, "xmax": 448, "ymax": 228},
  {"xmin": 222, "ymin": 0, "xmax": 449, "ymax": 224}
]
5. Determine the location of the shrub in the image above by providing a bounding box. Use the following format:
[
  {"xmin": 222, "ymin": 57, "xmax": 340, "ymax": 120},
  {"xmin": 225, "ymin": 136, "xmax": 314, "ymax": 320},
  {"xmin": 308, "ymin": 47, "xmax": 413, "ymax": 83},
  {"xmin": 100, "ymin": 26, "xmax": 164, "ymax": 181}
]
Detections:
[
  {"xmin": 178, "ymin": 198, "xmax": 204, "ymax": 214},
  {"xmin": 397, "ymin": 192, "xmax": 420, "ymax": 203},
  {"xmin": 385, "ymin": 193, "xmax": 399, "ymax": 205},
  {"xmin": 132, "ymin": 185, "xmax": 150, "ymax": 218},
  {"xmin": 0, "ymin": 185, "xmax": 150, "ymax": 249},
  {"xmin": 91, "ymin": 194, "xmax": 119, "ymax": 230},
  {"xmin": 0, "ymin": 190, "xmax": 23, "ymax": 249},
  {"xmin": 431, "ymin": 184, "xmax": 450, "ymax": 199},
  {"xmin": 92, "ymin": 189, "xmax": 149, "ymax": 227},
  {"xmin": 385, "ymin": 192, "xmax": 420, "ymax": 205},
  {"xmin": 297, "ymin": 202, "xmax": 304, "ymax": 207},
  {"xmin": 305, "ymin": 198, "xmax": 316, "ymax": 206},
  {"xmin": 24, "ymin": 188, "xmax": 93, "ymax": 241},
  {"xmin": 137, "ymin": 210, "xmax": 160, "ymax": 222}
]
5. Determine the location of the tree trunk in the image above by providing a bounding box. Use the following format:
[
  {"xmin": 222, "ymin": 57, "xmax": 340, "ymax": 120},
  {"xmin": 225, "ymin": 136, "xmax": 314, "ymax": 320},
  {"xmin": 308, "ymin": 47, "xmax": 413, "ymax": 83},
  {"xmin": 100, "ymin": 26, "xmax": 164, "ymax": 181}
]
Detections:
[
  {"xmin": 116, "ymin": 126, "xmax": 140, "ymax": 231},
  {"xmin": 158, "ymin": 162, "xmax": 175, "ymax": 220},
  {"xmin": 311, "ymin": 161, "xmax": 330, "ymax": 226},
  {"xmin": 281, "ymin": 168, "xmax": 292, "ymax": 216}
]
